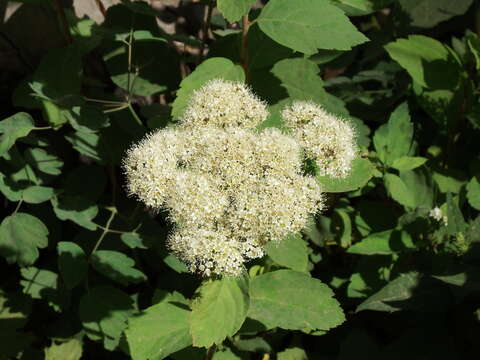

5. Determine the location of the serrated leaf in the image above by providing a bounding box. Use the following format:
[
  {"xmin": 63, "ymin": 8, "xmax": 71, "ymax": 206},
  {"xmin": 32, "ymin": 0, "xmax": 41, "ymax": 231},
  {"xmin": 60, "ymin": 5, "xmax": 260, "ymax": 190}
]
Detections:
[
  {"xmin": 120, "ymin": 232, "xmax": 148, "ymax": 249},
  {"xmin": 0, "ymin": 213, "xmax": 48, "ymax": 266},
  {"xmin": 172, "ymin": 57, "xmax": 244, "ymax": 119},
  {"xmin": 24, "ymin": 147, "xmax": 63, "ymax": 175},
  {"xmin": 347, "ymin": 230, "xmax": 415, "ymax": 255},
  {"xmin": 20, "ymin": 267, "xmax": 69, "ymax": 312},
  {"xmin": 126, "ymin": 292, "xmax": 192, "ymax": 360},
  {"xmin": 266, "ymin": 233, "xmax": 309, "ymax": 272},
  {"xmin": 91, "ymin": 250, "xmax": 147, "ymax": 285},
  {"xmin": 356, "ymin": 272, "xmax": 444, "ymax": 312},
  {"xmin": 248, "ymin": 270, "xmax": 345, "ymax": 331},
  {"xmin": 397, "ymin": 0, "xmax": 473, "ymax": 28},
  {"xmin": 44, "ymin": 336, "xmax": 83, "ymax": 360},
  {"xmin": 190, "ymin": 276, "xmax": 249, "ymax": 347},
  {"xmin": 446, "ymin": 192, "xmax": 467, "ymax": 236},
  {"xmin": 0, "ymin": 113, "xmax": 35, "ymax": 157},
  {"xmin": 57, "ymin": 242, "xmax": 88, "ymax": 289},
  {"xmin": 277, "ymin": 347, "xmax": 308, "ymax": 360},
  {"xmin": 0, "ymin": 290, "xmax": 32, "ymax": 330},
  {"xmin": 333, "ymin": 0, "xmax": 394, "ymax": 16},
  {"xmin": 385, "ymin": 35, "xmax": 461, "ymax": 89},
  {"xmin": 51, "ymin": 195, "xmax": 98, "ymax": 231},
  {"xmin": 248, "ymin": 24, "xmax": 293, "ymax": 70},
  {"xmin": 257, "ymin": 0, "xmax": 368, "ymax": 54},
  {"xmin": 79, "ymin": 286, "xmax": 134, "ymax": 351},
  {"xmin": 400, "ymin": 168, "xmax": 434, "ymax": 208},
  {"xmin": 384, "ymin": 173, "xmax": 416, "ymax": 208},
  {"xmin": 271, "ymin": 58, "xmax": 327, "ymax": 103},
  {"xmin": 373, "ymin": 103, "xmax": 413, "ymax": 166},
  {"xmin": 467, "ymin": 176, "xmax": 480, "ymax": 210},
  {"xmin": 317, "ymin": 157, "xmax": 374, "ymax": 193},
  {"xmin": 217, "ymin": 0, "xmax": 256, "ymax": 23},
  {"xmin": 22, "ymin": 186, "xmax": 54, "ymax": 204},
  {"xmin": 391, "ymin": 156, "xmax": 427, "ymax": 171}
]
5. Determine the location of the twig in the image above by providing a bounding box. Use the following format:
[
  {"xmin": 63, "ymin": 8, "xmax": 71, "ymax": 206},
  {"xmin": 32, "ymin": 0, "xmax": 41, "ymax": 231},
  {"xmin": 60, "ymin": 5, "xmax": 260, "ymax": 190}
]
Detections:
[
  {"xmin": 91, "ymin": 208, "xmax": 117, "ymax": 255},
  {"xmin": 199, "ymin": 0, "xmax": 214, "ymax": 62},
  {"xmin": 240, "ymin": 15, "xmax": 252, "ymax": 83},
  {"xmin": 13, "ymin": 199, "xmax": 23, "ymax": 215},
  {"xmin": 94, "ymin": 0, "xmax": 106, "ymax": 18}
]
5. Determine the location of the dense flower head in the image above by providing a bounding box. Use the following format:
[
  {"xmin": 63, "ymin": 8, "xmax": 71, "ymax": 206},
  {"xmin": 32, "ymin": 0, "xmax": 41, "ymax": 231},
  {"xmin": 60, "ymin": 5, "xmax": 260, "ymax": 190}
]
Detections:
[
  {"xmin": 180, "ymin": 79, "xmax": 269, "ymax": 129},
  {"xmin": 123, "ymin": 80, "xmax": 356, "ymax": 276},
  {"xmin": 282, "ymin": 101, "xmax": 356, "ymax": 178}
]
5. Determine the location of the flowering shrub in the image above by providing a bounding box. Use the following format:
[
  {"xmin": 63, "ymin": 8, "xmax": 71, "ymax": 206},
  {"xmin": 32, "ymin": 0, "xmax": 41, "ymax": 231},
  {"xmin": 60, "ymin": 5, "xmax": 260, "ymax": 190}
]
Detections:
[{"xmin": 0, "ymin": 0, "xmax": 479, "ymax": 359}]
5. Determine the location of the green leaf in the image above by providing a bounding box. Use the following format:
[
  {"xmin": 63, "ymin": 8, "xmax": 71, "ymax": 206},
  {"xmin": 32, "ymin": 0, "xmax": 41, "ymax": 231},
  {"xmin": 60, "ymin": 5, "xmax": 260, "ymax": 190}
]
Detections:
[
  {"xmin": 373, "ymin": 103, "xmax": 413, "ymax": 166},
  {"xmin": 25, "ymin": 147, "xmax": 63, "ymax": 175},
  {"xmin": 0, "ymin": 213, "xmax": 48, "ymax": 266},
  {"xmin": 266, "ymin": 233, "xmax": 309, "ymax": 272},
  {"xmin": 91, "ymin": 250, "xmax": 147, "ymax": 286},
  {"xmin": 57, "ymin": 242, "xmax": 88, "ymax": 289},
  {"xmin": 385, "ymin": 35, "xmax": 461, "ymax": 89},
  {"xmin": 171, "ymin": 57, "xmax": 244, "ymax": 119},
  {"xmin": 126, "ymin": 292, "xmax": 192, "ymax": 360},
  {"xmin": 391, "ymin": 156, "xmax": 427, "ymax": 171},
  {"xmin": 356, "ymin": 272, "xmax": 433, "ymax": 312},
  {"xmin": 20, "ymin": 267, "xmax": 69, "ymax": 312},
  {"xmin": 317, "ymin": 157, "xmax": 374, "ymax": 193},
  {"xmin": 277, "ymin": 347, "xmax": 308, "ymax": 360},
  {"xmin": 347, "ymin": 256, "xmax": 392, "ymax": 298},
  {"xmin": 467, "ymin": 176, "xmax": 480, "ymax": 210},
  {"xmin": 22, "ymin": 186, "xmax": 54, "ymax": 204},
  {"xmin": 400, "ymin": 169, "xmax": 434, "ymax": 208},
  {"xmin": 333, "ymin": 209, "xmax": 353, "ymax": 248},
  {"xmin": 51, "ymin": 195, "xmax": 98, "ymax": 231},
  {"xmin": 257, "ymin": 0, "xmax": 368, "ymax": 54},
  {"xmin": 248, "ymin": 270, "xmax": 345, "ymax": 331},
  {"xmin": 44, "ymin": 336, "xmax": 83, "ymax": 360},
  {"xmin": 217, "ymin": 0, "xmax": 256, "ymax": 23},
  {"xmin": 120, "ymin": 232, "xmax": 148, "ymax": 249},
  {"xmin": 397, "ymin": 0, "xmax": 473, "ymax": 28},
  {"xmin": 0, "ymin": 113, "xmax": 35, "ymax": 157},
  {"xmin": 190, "ymin": 276, "xmax": 249, "ymax": 347},
  {"xmin": 446, "ymin": 193, "xmax": 467, "ymax": 236},
  {"xmin": 384, "ymin": 173, "xmax": 416, "ymax": 208},
  {"xmin": 79, "ymin": 286, "xmax": 134, "ymax": 351},
  {"xmin": 65, "ymin": 131, "xmax": 109, "ymax": 163},
  {"xmin": 271, "ymin": 58, "xmax": 327, "ymax": 103},
  {"xmin": 332, "ymin": 0, "xmax": 394, "ymax": 16},
  {"xmin": 347, "ymin": 230, "xmax": 415, "ymax": 255},
  {"xmin": 0, "ymin": 290, "xmax": 32, "ymax": 330}
]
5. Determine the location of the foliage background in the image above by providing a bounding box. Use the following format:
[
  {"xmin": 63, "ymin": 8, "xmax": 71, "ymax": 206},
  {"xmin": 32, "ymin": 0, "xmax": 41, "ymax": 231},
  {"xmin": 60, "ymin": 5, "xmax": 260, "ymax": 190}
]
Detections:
[{"xmin": 1, "ymin": 0, "xmax": 480, "ymax": 359}]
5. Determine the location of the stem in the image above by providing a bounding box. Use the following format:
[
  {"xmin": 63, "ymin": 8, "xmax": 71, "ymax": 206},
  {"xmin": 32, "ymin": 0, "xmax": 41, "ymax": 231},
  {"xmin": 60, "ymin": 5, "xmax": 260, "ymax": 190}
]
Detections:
[
  {"xmin": 52, "ymin": 0, "xmax": 73, "ymax": 45},
  {"xmin": 204, "ymin": 345, "xmax": 217, "ymax": 360},
  {"xmin": 13, "ymin": 199, "xmax": 23, "ymax": 215},
  {"xmin": 91, "ymin": 209, "xmax": 117, "ymax": 255},
  {"xmin": 93, "ymin": 0, "xmax": 106, "ymax": 17},
  {"xmin": 33, "ymin": 126, "xmax": 52, "ymax": 131},
  {"xmin": 199, "ymin": 0, "xmax": 214, "ymax": 62},
  {"xmin": 240, "ymin": 15, "xmax": 252, "ymax": 83},
  {"xmin": 92, "ymin": 223, "xmax": 126, "ymax": 234},
  {"xmin": 127, "ymin": 103, "xmax": 143, "ymax": 127}
]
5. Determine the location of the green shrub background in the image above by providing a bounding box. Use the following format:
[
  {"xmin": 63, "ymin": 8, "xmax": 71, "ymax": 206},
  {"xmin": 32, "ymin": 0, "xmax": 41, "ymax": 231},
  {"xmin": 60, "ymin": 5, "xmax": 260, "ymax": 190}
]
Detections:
[{"xmin": 0, "ymin": 0, "xmax": 479, "ymax": 359}]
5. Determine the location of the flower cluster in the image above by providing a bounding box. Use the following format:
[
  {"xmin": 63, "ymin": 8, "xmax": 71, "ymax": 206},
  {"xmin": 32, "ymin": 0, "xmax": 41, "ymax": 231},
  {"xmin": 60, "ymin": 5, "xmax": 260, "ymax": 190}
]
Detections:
[
  {"xmin": 282, "ymin": 101, "xmax": 356, "ymax": 178},
  {"xmin": 123, "ymin": 79, "xmax": 356, "ymax": 276}
]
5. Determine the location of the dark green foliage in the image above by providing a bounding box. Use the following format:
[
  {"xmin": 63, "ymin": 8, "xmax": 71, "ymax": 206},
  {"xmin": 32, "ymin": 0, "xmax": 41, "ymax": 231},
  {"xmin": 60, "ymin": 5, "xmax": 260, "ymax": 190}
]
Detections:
[{"xmin": 0, "ymin": 0, "xmax": 479, "ymax": 359}]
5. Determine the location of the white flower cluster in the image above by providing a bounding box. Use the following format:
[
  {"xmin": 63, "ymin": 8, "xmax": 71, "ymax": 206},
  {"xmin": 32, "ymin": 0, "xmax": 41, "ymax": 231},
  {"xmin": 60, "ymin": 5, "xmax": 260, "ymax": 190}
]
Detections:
[
  {"xmin": 123, "ymin": 79, "xmax": 356, "ymax": 276},
  {"xmin": 282, "ymin": 101, "xmax": 356, "ymax": 178},
  {"xmin": 429, "ymin": 207, "xmax": 448, "ymax": 226}
]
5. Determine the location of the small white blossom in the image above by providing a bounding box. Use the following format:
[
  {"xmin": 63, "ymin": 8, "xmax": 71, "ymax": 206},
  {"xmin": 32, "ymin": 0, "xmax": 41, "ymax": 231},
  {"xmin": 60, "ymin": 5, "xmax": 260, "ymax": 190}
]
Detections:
[
  {"xmin": 180, "ymin": 79, "xmax": 269, "ymax": 129},
  {"xmin": 429, "ymin": 207, "xmax": 448, "ymax": 225},
  {"xmin": 282, "ymin": 101, "xmax": 356, "ymax": 178}
]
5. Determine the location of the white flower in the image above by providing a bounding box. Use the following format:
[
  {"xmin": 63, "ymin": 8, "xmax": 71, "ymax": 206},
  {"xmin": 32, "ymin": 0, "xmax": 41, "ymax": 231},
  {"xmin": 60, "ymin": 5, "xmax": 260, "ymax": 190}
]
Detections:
[
  {"xmin": 429, "ymin": 207, "xmax": 448, "ymax": 225},
  {"xmin": 124, "ymin": 81, "xmax": 361, "ymax": 276},
  {"xmin": 180, "ymin": 79, "xmax": 269, "ymax": 129},
  {"xmin": 282, "ymin": 101, "xmax": 356, "ymax": 178}
]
